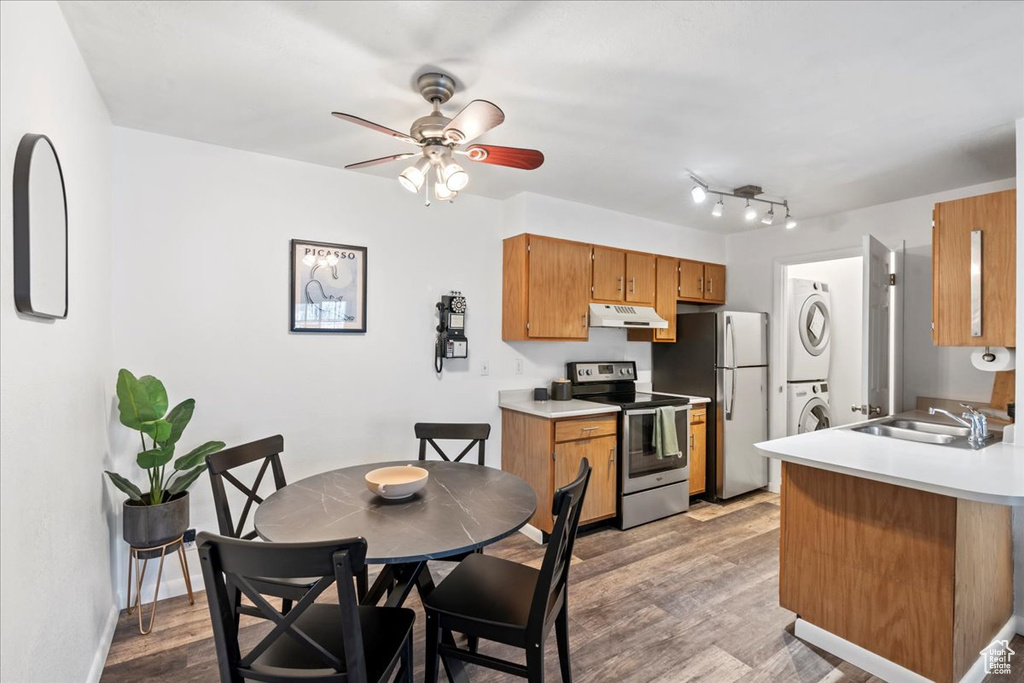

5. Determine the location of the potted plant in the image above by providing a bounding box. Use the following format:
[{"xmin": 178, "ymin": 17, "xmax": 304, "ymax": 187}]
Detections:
[{"xmin": 105, "ymin": 369, "xmax": 225, "ymax": 548}]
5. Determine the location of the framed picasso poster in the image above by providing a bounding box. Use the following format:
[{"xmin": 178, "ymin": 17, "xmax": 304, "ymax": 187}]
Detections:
[{"xmin": 290, "ymin": 239, "xmax": 367, "ymax": 333}]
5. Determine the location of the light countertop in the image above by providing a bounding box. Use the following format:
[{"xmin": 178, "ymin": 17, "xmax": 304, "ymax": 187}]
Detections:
[
  {"xmin": 756, "ymin": 412, "xmax": 1024, "ymax": 506},
  {"xmin": 498, "ymin": 388, "xmax": 710, "ymax": 419},
  {"xmin": 498, "ymin": 390, "xmax": 620, "ymax": 419}
]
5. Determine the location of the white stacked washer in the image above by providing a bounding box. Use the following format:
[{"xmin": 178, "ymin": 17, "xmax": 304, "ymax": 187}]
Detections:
[{"xmin": 787, "ymin": 279, "xmax": 833, "ymax": 435}]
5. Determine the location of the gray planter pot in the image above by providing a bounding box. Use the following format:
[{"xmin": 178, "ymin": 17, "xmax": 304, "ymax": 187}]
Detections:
[{"xmin": 122, "ymin": 491, "xmax": 190, "ymax": 548}]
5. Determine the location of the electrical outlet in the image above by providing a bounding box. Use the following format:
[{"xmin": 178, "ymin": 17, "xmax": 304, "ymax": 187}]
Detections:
[
  {"xmin": 514, "ymin": 358, "xmax": 524, "ymax": 375},
  {"xmin": 480, "ymin": 360, "xmax": 490, "ymax": 376}
]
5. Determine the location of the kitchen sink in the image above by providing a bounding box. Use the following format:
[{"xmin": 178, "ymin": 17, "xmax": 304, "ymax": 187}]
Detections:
[
  {"xmin": 847, "ymin": 412, "xmax": 1002, "ymax": 449},
  {"xmin": 852, "ymin": 424, "xmax": 956, "ymax": 444}
]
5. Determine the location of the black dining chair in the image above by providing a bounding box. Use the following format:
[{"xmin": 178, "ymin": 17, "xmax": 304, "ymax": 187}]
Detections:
[
  {"xmin": 422, "ymin": 459, "xmax": 592, "ymax": 683},
  {"xmin": 415, "ymin": 423, "xmax": 491, "ymax": 466},
  {"xmin": 206, "ymin": 435, "xmax": 368, "ymax": 610},
  {"xmin": 198, "ymin": 533, "xmax": 414, "ymax": 683}
]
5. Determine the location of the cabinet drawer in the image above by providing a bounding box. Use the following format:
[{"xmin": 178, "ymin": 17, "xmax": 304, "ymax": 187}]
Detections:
[{"xmin": 554, "ymin": 415, "xmax": 617, "ymax": 442}]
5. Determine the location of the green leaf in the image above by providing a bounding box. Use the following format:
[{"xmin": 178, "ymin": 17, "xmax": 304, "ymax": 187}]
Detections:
[
  {"xmin": 140, "ymin": 418, "xmax": 173, "ymax": 444},
  {"xmin": 165, "ymin": 399, "xmax": 195, "ymax": 445},
  {"xmin": 137, "ymin": 375, "xmax": 169, "ymax": 419},
  {"xmin": 174, "ymin": 440, "xmax": 225, "ymax": 471},
  {"xmin": 105, "ymin": 471, "xmax": 143, "ymax": 501},
  {"xmin": 137, "ymin": 446, "xmax": 174, "ymax": 470},
  {"xmin": 116, "ymin": 369, "xmax": 159, "ymax": 430},
  {"xmin": 167, "ymin": 465, "xmax": 206, "ymax": 495}
]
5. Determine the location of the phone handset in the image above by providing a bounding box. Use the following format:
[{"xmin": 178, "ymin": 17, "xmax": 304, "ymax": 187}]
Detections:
[{"xmin": 435, "ymin": 291, "xmax": 468, "ymax": 373}]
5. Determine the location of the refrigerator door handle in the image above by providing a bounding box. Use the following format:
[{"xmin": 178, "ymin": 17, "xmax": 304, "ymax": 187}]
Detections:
[
  {"xmin": 724, "ymin": 315, "xmax": 734, "ymax": 370},
  {"xmin": 725, "ymin": 367, "xmax": 736, "ymax": 421}
]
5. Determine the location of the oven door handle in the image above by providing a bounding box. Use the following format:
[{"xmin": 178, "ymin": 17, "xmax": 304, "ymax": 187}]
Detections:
[{"xmin": 624, "ymin": 406, "xmax": 690, "ymax": 417}]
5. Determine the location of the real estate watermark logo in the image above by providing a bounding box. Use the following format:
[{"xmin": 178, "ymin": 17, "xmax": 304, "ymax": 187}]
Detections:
[{"xmin": 980, "ymin": 639, "xmax": 1015, "ymax": 675}]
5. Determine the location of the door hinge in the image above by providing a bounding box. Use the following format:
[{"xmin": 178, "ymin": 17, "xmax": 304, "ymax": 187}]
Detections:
[
  {"xmin": 931, "ymin": 321, "xmax": 934, "ymax": 331},
  {"xmin": 526, "ymin": 322, "xmax": 530, "ymax": 331},
  {"xmin": 889, "ymin": 273, "xmax": 896, "ymax": 286},
  {"xmin": 591, "ymin": 285, "xmax": 595, "ymax": 293},
  {"xmin": 527, "ymin": 244, "xmax": 531, "ymax": 252},
  {"xmin": 591, "ymin": 252, "xmax": 595, "ymax": 260},
  {"xmin": 552, "ymin": 451, "xmax": 556, "ymax": 461}
]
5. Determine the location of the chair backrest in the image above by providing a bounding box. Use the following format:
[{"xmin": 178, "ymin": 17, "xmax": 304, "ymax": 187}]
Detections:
[
  {"xmin": 414, "ymin": 423, "xmax": 491, "ymax": 466},
  {"xmin": 529, "ymin": 458, "xmax": 591, "ymax": 634},
  {"xmin": 197, "ymin": 532, "xmax": 368, "ymax": 683},
  {"xmin": 206, "ymin": 435, "xmax": 287, "ymax": 540}
]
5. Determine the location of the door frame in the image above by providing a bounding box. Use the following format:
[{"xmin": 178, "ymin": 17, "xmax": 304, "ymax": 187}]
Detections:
[{"xmin": 769, "ymin": 244, "xmax": 905, "ymax": 443}]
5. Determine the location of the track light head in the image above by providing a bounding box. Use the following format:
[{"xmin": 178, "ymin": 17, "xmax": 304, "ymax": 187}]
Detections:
[
  {"xmin": 690, "ymin": 181, "xmax": 707, "ymax": 204},
  {"xmin": 761, "ymin": 205, "xmax": 775, "ymax": 225},
  {"xmin": 744, "ymin": 200, "xmax": 757, "ymax": 221},
  {"xmin": 711, "ymin": 196, "xmax": 724, "ymax": 217},
  {"xmin": 785, "ymin": 206, "xmax": 797, "ymax": 229}
]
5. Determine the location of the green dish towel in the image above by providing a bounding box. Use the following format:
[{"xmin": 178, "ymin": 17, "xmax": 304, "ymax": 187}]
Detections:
[{"xmin": 654, "ymin": 406, "xmax": 681, "ymax": 460}]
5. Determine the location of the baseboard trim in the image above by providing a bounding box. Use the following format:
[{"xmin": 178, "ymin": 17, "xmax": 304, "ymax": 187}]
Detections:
[
  {"xmin": 519, "ymin": 524, "xmax": 544, "ymax": 545},
  {"xmin": 767, "ymin": 481, "xmax": 781, "ymax": 494},
  {"xmin": 795, "ymin": 616, "xmax": 1019, "ymax": 683},
  {"xmin": 85, "ymin": 603, "xmax": 119, "ymax": 683}
]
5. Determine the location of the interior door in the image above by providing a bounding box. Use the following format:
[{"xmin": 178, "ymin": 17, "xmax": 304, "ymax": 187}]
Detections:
[{"xmin": 860, "ymin": 234, "xmax": 892, "ymax": 417}]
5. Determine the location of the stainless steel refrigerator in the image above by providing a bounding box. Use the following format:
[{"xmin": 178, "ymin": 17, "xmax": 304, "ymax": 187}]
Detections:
[{"xmin": 652, "ymin": 311, "xmax": 769, "ymax": 500}]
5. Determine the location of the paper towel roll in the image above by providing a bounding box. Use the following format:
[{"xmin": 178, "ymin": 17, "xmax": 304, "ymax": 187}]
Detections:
[{"xmin": 970, "ymin": 347, "xmax": 1015, "ymax": 372}]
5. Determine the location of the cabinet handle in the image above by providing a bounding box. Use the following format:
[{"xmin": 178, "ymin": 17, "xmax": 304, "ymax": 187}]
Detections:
[
  {"xmin": 698, "ymin": 276, "xmax": 704, "ymax": 292},
  {"xmin": 581, "ymin": 426, "xmax": 599, "ymax": 431},
  {"xmin": 609, "ymin": 446, "xmax": 615, "ymax": 465},
  {"xmin": 690, "ymin": 434, "xmax": 694, "ymax": 450},
  {"xmin": 708, "ymin": 278, "xmax": 713, "ymax": 294},
  {"xmin": 582, "ymin": 313, "xmax": 587, "ymax": 329},
  {"xmin": 619, "ymin": 276, "xmax": 624, "ymax": 293},
  {"xmin": 970, "ymin": 229, "xmax": 982, "ymax": 337}
]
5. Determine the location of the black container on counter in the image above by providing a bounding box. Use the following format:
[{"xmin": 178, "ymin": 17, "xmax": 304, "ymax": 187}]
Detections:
[
  {"xmin": 533, "ymin": 387, "xmax": 549, "ymax": 401},
  {"xmin": 550, "ymin": 379, "xmax": 572, "ymax": 401}
]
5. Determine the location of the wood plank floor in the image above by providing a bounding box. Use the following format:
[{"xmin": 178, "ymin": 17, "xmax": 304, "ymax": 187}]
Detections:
[{"xmin": 101, "ymin": 491, "xmax": 1024, "ymax": 682}]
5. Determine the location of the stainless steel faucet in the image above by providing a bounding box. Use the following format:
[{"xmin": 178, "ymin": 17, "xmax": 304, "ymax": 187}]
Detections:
[{"xmin": 928, "ymin": 404, "xmax": 991, "ymax": 446}]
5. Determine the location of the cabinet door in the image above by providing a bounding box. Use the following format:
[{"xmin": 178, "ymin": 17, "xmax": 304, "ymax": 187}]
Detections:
[
  {"xmin": 678, "ymin": 260, "xmax": 704, "ymax": 300},
  {"xmin": 591, "ymin": 246, "xmax": 626, "ymax": 302},
  {"xmin": 688, "ymin": 408, "xmax": 706, "ymax": 495},
  {"xmin": 626, "ymin": 252, "xmax": 656, "ymax": 304},
  {"xmin": 527, "ymin": 236, "xmax": 592, "ymax": 339},
  {"xmin": 654, "ymin": 257, "xmax": 679, "ymax": 341},
  {"xmin": 554, "ymin": 435, "xmax": 617, "ymax": 524},
  {"xmin": 932, "ymin": 190, "xmax": 1016, "ymax": 347},
  {"xmin": 703, "ymin": 263, "xmax": 726, "ymax": 303}
]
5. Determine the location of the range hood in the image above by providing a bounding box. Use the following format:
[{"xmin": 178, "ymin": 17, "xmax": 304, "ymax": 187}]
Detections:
[{"xmin": 589, "ymin": 303, "xmax": 669, "ymax": 329}]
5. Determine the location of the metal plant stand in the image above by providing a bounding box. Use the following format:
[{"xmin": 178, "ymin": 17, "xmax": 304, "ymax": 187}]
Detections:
[{"xmin": 125, "ymin": 536, "xmax": 194, "ymax": 634}]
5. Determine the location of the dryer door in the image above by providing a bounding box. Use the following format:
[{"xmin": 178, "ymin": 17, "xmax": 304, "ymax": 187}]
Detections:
[
  {"xmin": 797, "ymin": 397, "xmax": 832, "ymax": 433},
  {"xmin": 797, "ymin": 294, "xmax": 831, "ymax": 357}
]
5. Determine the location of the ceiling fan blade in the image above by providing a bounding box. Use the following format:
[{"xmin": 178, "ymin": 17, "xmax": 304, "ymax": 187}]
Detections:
[
  {"xmin": 344, "ymin": 153, "xmax": 417, "ymax": 170},
  {"xmin": 331, "ymin": 112, "xmax": 420, "ymax": 145},
  {"xmin": 442, "ymin": 100, "xmax": 505, "ymax": 144},
  {"xmin": 463, "ymin": 144, "xmax": 544, "ymax": 170}
]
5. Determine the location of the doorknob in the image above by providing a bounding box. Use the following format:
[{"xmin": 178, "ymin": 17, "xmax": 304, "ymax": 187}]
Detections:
[{"xmin": 851, "ymin": 404, "xmax": 883, "ymax": 416}]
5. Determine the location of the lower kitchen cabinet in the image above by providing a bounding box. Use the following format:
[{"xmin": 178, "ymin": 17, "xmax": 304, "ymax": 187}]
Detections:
[
  {"xmin": 502, "ymin": 409, "xmax": 618, "ymax": 533},
  {"xmin": 688, "ymin": 406, "xmax": 707, "ymax": 495}
]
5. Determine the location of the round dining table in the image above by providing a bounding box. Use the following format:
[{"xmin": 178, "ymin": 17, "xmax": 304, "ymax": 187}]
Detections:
[{"xmin": 254, "ymin": 460, "xmax": 537, "ymax": 683}]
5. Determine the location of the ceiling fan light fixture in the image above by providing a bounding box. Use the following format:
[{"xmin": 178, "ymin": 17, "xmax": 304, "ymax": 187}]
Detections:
[
  {"xmin": 711, "ymin": 196, "xmax": 724, "ymax": 217},
  {"xmin": 442, "ymin": 163, "xmax": 469, "ymax": 192},
  {"xmin": 398, "ymin": 158, "xmax": 431, "ymax": 193},
  {"xmin": 761, "ymin": 205, "xmax": 775, "ymax": 225},
  {"xmin": 744, "ymin": 200, "xmax": 757, "ymax": 221},
  {"xmin": 435, "ymin": 180, "xmax": 456, "ymax": 201}
]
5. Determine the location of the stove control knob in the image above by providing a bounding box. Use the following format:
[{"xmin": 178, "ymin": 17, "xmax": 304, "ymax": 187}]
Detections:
[
  {"xmin": 577, "ymin": 369, "xmax": 584, "ymax": 376},
  {"xmin": 620, "ymin": 368, "xmax": 628, "ymax": 375},
  {"xmin": 585, "ymin": 369, "xmax": 593, "ymax": 376}
]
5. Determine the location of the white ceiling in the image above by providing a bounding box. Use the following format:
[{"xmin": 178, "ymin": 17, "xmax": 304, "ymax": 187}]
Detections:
[{"xmin": 60, "ymin": 1, "xmax": 1023, "ymax": 232}]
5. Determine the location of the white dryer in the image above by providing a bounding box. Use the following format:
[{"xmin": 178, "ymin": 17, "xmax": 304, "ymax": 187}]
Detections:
[
  {"xmin": 788, "ymin": 381, "xmax": 832, "ymax": 435},
  {"xmin": 787, "ymin": 279, "xmax": 832, "ymax": 381}
]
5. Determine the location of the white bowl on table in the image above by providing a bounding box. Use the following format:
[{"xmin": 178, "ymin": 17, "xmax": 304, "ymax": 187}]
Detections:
[{"xmin": 365, "ymin": 465, "xmax": 429, "ymax": 500}]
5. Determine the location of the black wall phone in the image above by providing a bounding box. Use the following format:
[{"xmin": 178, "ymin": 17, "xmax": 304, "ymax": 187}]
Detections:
[{"xmin": 435, "ymin": 291, "xmax": 468, "ymax": 372}]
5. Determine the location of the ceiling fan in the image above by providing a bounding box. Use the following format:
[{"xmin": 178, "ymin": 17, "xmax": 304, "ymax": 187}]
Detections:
[{"xmin": 332, "ymin": 72, "xmax": 544, "ymax": 203}]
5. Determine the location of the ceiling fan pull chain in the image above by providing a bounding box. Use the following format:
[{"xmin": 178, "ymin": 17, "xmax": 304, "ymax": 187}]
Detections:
[{"xmin": 424, "ymin": 177, "xmax": 431, "ymax": 207}]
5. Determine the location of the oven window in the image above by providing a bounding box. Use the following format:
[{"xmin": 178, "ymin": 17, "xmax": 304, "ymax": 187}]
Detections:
[{"xmin": 626, "ymin": 410, "xmax": 689, "ymax": 478}]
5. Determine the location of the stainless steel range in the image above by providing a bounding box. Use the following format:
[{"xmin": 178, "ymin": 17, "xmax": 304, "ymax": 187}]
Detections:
[{"xmin": 567, "ymin": 361, "xmax": 691, "ymax": 529}]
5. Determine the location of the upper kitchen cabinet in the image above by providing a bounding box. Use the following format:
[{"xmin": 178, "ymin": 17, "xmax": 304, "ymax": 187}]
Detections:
[
  {"xmin": 932, "ymin": 189, "xmax": 1016, "ymax": 347},
  {"xmin": 591, "ymin": 247, "xmax": 656, "ymax": 305},
  {"xmin": 625, "ymin": 252, "xmax": 656, "ymax": 305},
  {"xmin": 592, "ymin": 246, "xmax": 627, "ymax": 301},
  {"xmin": 503, "ymin": 234, "xmax": 592, "ymax": 341},
  {"xmin": 628, "ymin": 256, "xmax": 679, "ymax": 343},
  {"xmin": 678, "ymin": 260, "xmax": 727, "ymax": 304}
]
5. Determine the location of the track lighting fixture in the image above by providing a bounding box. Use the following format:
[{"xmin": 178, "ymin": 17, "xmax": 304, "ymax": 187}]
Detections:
[
  {"xmin": 687, "ymin": 174, "xmax": 796, "ymax": 229},
  {"xmin": 711, "ymin": 196, "xmax": 724, "ymax": 217}
]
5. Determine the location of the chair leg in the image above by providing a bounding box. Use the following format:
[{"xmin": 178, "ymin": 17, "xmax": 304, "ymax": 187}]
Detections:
[
  {"xmin": 402, "ymin": 631, "xmax": 414, "ymax": 683},
  {"xmin": 424, "ymin": 611, "xmax": 441, "ymax": 683},
  {"xmin": 526, "ymin": 641, "xmax": 545, "ymax": 683},
  {"xmin": 357, "ymin": 566, "xmax": 368, "ymax": 601},
  {"xmin": 281, "ymin": 598, "xmax": 293, "ymax": 615},
  {"xmin": 467, "ymin": 635, "xmax": 479, "ymax": 653},
  {"xmin": 555, "ymin": 604, "xmax": 572, "ymax": 683}
]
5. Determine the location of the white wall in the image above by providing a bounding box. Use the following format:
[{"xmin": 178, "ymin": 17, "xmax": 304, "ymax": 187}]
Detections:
[
  {"xmin": 109, "ymin": 127, "xmax": 726, "ymax": 600},
  {"xmin": 0, "ymin": 2, "xmax": 116, "ymax": 682},
  {"xmin": 1014, "ymin": 116, "xmax": 1023, "ymax": 625},
  {"xmin": 787, "ymin": 257, "xmax": 863, "ymax": 428}
]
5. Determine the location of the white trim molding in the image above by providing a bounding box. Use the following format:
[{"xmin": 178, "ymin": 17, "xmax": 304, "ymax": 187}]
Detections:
[{"xmin": 86, "ymin": 604, "xmax": 120, "ymax": 683}]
